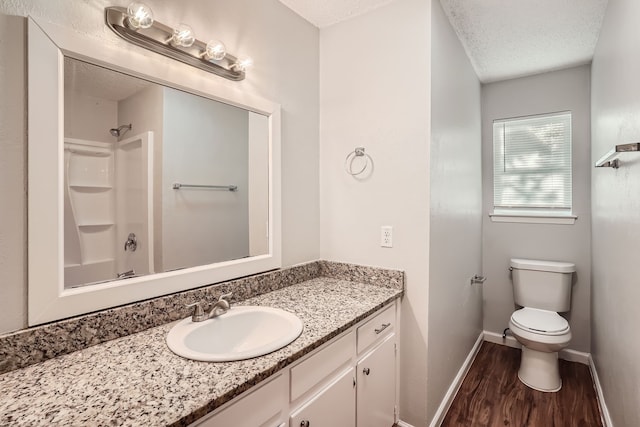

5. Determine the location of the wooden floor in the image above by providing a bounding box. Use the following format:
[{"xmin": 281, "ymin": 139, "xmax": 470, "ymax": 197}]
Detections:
[{"xmin": 440, "ymin": 342, "xmax": 602, "ymax": 427}]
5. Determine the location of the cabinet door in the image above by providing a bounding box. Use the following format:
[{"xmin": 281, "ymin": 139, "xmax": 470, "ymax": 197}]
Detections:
[
  {"xmin": 290, "ymin": 368, "xmax": 355, "ymax": 427},
  {"xmin": 191, "ymin": 374, "xmax": 286, "ymax": 427},
  {"xmin": 357, "ymin": 334, "xmax": 396, "ymax": 427}
]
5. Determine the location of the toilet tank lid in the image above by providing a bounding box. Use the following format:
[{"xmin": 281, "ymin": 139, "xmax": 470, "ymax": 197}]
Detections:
[{"xmin": 510, "ymin": 258, "xmax": 575, "ymax": 273}]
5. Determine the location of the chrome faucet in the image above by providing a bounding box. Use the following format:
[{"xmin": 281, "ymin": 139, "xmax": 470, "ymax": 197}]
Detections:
[
  {"xmin": 187, "ymin": 292, "xmax": 233, "ymax": 322},
  {"xmin": 124, "ymin": 233, "xmax": 137, "ymax": 252}
]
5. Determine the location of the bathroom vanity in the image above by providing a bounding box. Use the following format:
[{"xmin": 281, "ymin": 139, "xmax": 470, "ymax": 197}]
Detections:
[
  {"xmin": 196, "ymin": 300, "xmax": 397, "ymax": 427},
  {"xmin": 0, "ymin": 13, "xmax": 403, "ymax": 427},
  {"xmin": 0, "ymin": 264, "xmax": 403, "ymax": 426}
]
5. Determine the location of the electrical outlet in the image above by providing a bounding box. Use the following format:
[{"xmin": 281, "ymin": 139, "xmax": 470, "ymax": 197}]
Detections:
[{"xmin": 381, "ymin": 226, "xmax": 393, "ymax": 248}]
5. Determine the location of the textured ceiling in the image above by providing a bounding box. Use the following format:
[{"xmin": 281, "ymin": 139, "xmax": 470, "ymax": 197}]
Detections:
[
  {"xmin": 278, "ymin": 0, "xmax": 395, "ymax": 28},
  {"xmin": 64, "ymin": 57, "xmax": 152, "ymax": 102},
  {"xmin": 279, "ymin": 0, "xmax": 608, "ymax": 83},
  {"xmin": 440, "ymin": 0, "xmax": 609, "ymax": 83}
]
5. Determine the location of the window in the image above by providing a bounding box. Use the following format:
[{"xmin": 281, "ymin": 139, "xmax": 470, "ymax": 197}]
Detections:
[{"xmin": 493, "ymin": 111, "xmax": 573, "ymax": 219}]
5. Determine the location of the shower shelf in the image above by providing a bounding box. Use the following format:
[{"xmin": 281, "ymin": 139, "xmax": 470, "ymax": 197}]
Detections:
[
  {"xmin": 64, "ymin": 137, "xmax": 118, "ymax": 289},
  {"xmin": 83, "ymin": 258, "xmax": 115, "ymax": 264},
  {"xmin": 70, "ymin": 184, "xmax": 113, "ymax": 190},
  {"xmin": 66, "ymin": 147, "xmax": 111, "ymax": 157},
  {"xmin": 77, "ymin": 223, "xmax": 114, "ymax": 228}
]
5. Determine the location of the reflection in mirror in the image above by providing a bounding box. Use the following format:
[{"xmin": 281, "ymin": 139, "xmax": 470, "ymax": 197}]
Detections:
[
  {"xmin": 63, "ymin": 58, "xmax": 269, "ymax": 289},
  {"xmin": 29, "ymin": 18, "xmax": 280, "ymax": 325}
]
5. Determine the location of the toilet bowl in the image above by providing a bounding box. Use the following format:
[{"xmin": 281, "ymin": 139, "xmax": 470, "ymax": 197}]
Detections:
[
  {"xmin": 508, "ymin": 258, "xmax": 575, "ymax": 392},
  {"xmin": 509, "ymin": 307, "xmax": 571, "ymax": 392}
]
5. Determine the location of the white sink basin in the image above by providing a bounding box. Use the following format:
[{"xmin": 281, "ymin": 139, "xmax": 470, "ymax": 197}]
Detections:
[{"xmin": 166, "ymin": 306, "xmax": 303, "ymax": 362}]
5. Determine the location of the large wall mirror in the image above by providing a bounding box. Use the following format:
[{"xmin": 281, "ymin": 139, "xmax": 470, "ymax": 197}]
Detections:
[{"xmin": 28, "ymin": 18, "xmax": 281, "ymax": 325}]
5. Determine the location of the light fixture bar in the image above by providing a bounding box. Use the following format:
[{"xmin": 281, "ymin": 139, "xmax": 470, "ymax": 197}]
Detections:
[{"xmin": 105, "ymin": 6, "xmax": 245, "ymax": 81}]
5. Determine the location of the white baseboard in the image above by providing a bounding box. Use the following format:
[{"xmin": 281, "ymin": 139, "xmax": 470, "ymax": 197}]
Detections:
[
  {"xmin": 427, "ymin": 332, "xmax": 484, "ymax": 427},
  {"xmin": 560, "ymin": 348, "xmax": 590, "ymax": 365},
  {"xmin": 482, "ymin": 330, "xmax": 590, "ymax": 365},
  {"xmin": 589, "ymin": 354, "xmax": 614, "ymax": 427},
  {"xmin": 396, "ymin": 421, "xmax": 416, "ymax": 427},
  {"xmin": 483, "ymin": 330, "xmax": 520, "ymax": 348}
]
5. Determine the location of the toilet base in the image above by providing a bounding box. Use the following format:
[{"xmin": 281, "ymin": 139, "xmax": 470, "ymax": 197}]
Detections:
[{"xmin": 517, "ymin": 346, "xmax": 562, "ymax": 392}]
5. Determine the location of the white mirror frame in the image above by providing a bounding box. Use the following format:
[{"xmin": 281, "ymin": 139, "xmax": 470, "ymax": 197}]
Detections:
[{"xmin": 27, "ymin": 18, "xmax": 281, "ymax": 326}]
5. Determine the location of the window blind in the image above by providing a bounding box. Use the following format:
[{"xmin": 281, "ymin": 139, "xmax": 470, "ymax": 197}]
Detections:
[{"xmin": 493, "ymin": 112, "xmax": 572, "ymax": 213}]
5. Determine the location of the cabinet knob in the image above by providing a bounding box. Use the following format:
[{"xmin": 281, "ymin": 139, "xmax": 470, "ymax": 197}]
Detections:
[
  {"xmin": 300, "ymin": 421, "xmax": 310, "ymax": 427},
  {"xmin": 363, "ymin": 367, "xmax": 370, "ymax": 375}
]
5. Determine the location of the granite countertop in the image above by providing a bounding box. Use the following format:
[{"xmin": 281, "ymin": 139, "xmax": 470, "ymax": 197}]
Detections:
[{"xmin": 0, "ymin": 277, "xmax": 402, "ymax": 426}]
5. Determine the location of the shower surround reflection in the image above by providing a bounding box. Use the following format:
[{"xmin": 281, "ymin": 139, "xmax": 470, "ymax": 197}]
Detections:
[{"xmin": 63, "ymin": 57, "xmax": 269, "ymax": 288}]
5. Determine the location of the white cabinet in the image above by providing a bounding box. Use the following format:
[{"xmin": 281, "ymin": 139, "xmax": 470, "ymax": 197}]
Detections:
[
  {"xmin": 289, "ymin": 368, "xmax": 356, "ymax": 427},
  {"xmin": 291, "ymin": 303, "xmax": 397, "ymax": 427},
  {"xmin": 192, "ymin": 373, "xmax": 287, "ymax": 427},
  {"xmin": 188, "ymin": 301, "xmax": 398, "ymax": 427},
  {"xmin": 357, "ymin": 335, "xmax": 396, "ymax": 427},
  {"xmin": 291, "ymin": 332, "xmax": 354, "ymax": 401},
  {"xmin": 356, "ymin": 304, "xmax": 395, "ymax": 354}
]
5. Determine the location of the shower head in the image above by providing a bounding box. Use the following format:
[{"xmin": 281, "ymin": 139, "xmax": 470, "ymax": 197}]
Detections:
[{"xmin": 110, "ymin": 124, "xmax": 132, "ymax": 137}]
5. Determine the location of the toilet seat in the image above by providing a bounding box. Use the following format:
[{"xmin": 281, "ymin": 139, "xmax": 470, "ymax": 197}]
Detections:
[{"xmin": 510, "ymin": 308, "xmax": 569, "ymax": 336}]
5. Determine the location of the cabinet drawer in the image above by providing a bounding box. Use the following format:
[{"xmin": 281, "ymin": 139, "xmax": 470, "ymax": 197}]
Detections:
[
  {"xmin": 290, "ymin": 331, "xmax": 354, "ymax": 402},
  {"xmin": 356, "ymin": 304, "xmax": 395, "ymax": 354},
  {"xmin": 290, "ymin": 368, "xmax": 356, "ymax": 427},
  {"xmin": 191, "ymin": 373, "xmax": 286, "ymax": 427}
]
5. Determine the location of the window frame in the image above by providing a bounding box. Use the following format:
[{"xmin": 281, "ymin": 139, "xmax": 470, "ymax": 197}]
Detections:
[{"xmin": 490, "ymin": 111, "xmax": 577, "ymax": 225}]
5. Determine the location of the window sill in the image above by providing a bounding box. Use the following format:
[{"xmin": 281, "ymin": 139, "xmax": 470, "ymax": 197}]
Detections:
[{"xmin": 489, "ymin": 213, "xmax": 577, "ymax": 225}]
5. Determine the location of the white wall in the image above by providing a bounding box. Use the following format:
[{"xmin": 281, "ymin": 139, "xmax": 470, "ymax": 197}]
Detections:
[
  {"xmin": 162, "ymin": 87, "xmax": 249, "ymax": 270},
  {"xmin": 0, "ymin": 15, "xmax": 26, "ymax": 334},
  {"xmin": 591, "ymin": 0, "xmax": 640, "ymax": 425},
  {"xmin": 319, "ymin": 0, "xmax": 431, "ymax": 424},
  {"xmin": 0, "ymin": 0, "xmax": 319, "ymax": 334},
  {"xmin": 248, "ymin": 112, "xmax": 270, "ymax": 256},
  {"xmin": 64, "ymin": 89, "xmax": 117, "ymax": 143},
  {"xmin": 114, "ymin": 136, "xmax": 153, "ymax": 277},
  {"xmin": 481, "ymin": 66, "xmax": 592, "ymax": 353},
  {"xmin": 427, "ymin": 1, "xmax": 482, "ymax": 423},
  {"xmin": 118, "ymin": 84, "xmax": 165, "ymax": 271}
]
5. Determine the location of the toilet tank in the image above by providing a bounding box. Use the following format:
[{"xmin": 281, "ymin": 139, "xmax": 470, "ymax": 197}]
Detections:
[{"xmin": 510, "ymin": 258, "xmax": 575, "ymax": 312}]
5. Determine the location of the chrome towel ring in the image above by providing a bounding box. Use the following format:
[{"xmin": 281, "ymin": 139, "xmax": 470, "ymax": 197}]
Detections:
[{"xmin": 344, "ymin": 147, "xmax": 373, "ymax": 176}]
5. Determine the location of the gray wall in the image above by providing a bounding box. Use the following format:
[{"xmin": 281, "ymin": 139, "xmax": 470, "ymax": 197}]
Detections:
[
  {"xmin": 0, "ymin": 0, "xmax": 320, "ymax": 334},
  {"xmin": 481, "ymin": 66, "xmax": 592, "ymax": 353},
  {"xmin": 591, "ymin": 0, "xmax": 640, "ymax": 425},
  {"xmin": 319, "ymin": 0, "xmax": 431, "ymax": 423},
  {"xmin": 427, "ymin": 1, "xmax": 483, "ymax": 424},
  {"xmin": 161, "ymin": 88, "xmax": 250, "ymax": 270}
]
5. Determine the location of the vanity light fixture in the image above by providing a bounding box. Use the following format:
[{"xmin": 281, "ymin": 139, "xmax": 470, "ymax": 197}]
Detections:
[
  {"xmin": 204, "ymin": 40, "xmax": 227, "ymax": 61},
  {"xmin": 170, "ymin": 23, "xmax": 196, "ymax": 48},
  {"xmin": 105, "ymin": 3, "xmax": 252, "ymax": 81},
  {"xmin": 126, "ymin": 2, "xmax": 154, "ymax": 29},
  {"xmin": 232, "ymin": 55, "xmax": 254, "ymax": 72}
]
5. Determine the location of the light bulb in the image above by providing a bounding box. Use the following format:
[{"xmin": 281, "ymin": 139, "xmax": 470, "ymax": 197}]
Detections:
[
  {"xmin": 170, "ymin": 24, "xmax": 195, "ymax": 47},
  {"xmin": 126, "ymin": 2, "xmax": 154, "ymax": 29},
  {"xmin": 204, "ymin": 40, "xmax": 227, "ymax": 61},
  {"xmin": 233, "ymin": 55, "xmax": 253, "ymax": 72}
]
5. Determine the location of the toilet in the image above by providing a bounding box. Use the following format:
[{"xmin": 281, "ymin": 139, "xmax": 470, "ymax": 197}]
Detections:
[{"xmin": 508, "ymin": 258, "xmax": 575, "ymax": 392}]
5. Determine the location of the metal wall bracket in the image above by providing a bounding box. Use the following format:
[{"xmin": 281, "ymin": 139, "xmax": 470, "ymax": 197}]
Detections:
[
  {"xmin": 595, "ymin": 142, "xmax": 640, "ymax": 168},
  {"xmin": 470, "ymin": 275, "xmax": 487, "ymax": 285}
]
